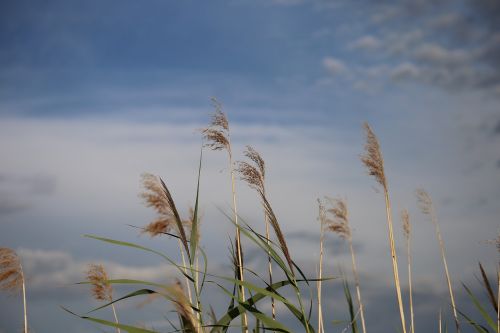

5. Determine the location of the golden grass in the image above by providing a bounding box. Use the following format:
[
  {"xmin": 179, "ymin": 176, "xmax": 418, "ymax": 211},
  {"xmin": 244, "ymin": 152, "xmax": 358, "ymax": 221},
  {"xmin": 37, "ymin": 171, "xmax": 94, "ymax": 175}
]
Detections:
[
  {"xmin": 86, "ymin": 263, "xmax": 121, "ymax": 333},
  {"xmin": 416, "ymin": 188, "xmax": 460, "ymax": 332},
  {"xmin": 203, "ymin": 98, "xmax": 248, "ymax": 333},
  {"xmin": 361, "ymin": 122, "xmax": 407, "ymax": 333},
  {"xmin": 0, "ymin": 247, "xmax": 28, "ymax": 333},
  {"xmin": 401, "ymin": 209, "xmax": 415, "ymax": 333}
]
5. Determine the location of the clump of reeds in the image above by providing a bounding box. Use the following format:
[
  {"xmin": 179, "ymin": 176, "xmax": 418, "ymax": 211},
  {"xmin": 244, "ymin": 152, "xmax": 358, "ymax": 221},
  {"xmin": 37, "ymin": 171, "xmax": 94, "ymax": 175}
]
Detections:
[
  {"xmin": 415, "ymin": 188, "xmax": 459, "ymax": 332},
  {"xmin": 237, "ymin": 145, "xmax": 310, "ymax": 333},
  {"xmin": 237, "ymin": 146, "xmax": 275, "ymax": 319},
  {"xmin": 203, "ymin": 98, "xmax": 248, "ymax": 332},
  {"xmin": 140, "ymin": 172, "xmax": 195, "ymax": 307},
  {"xmin": 0, "ymin": 247, "xmax": 28, "ymax": 333},
  {"xmin": 86, "ymin": 263, "xmax": 120, "ymax": 333},
  {"xmin": 321, "ymin": 197, "xmax": 367, "ymax": 333},
  {"xmin": 360, "ymin": 122, "xmax": 406, "ymax": 333},
  {"xmin": 401, "ymin": 209, "xmax": 415, "ymax": 333}
]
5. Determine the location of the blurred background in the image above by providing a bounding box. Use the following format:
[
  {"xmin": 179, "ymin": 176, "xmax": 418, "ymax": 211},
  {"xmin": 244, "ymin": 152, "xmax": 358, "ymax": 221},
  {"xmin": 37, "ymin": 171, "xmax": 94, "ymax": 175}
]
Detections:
[{"xmin": 0, "ymin": 0, "xmax": 499, "ymax": 332}]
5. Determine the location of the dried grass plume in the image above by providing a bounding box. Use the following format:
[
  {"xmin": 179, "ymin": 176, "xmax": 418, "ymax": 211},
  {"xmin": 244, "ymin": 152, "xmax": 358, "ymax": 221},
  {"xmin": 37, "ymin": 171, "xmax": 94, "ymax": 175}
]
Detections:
[
  {"xmin": 86, "ymin": 264, "xmax": 113, "ymax": 302},
  {"xmin": 202, "ymin": 98, "xmax": 230, "ymax": 152},
  {"xmin": 322, "ymin": 197, "xmax": 351, "ymax": 240},
  {"xmin": 361, "ymin": 122, "xmax": 386, "ymax": 189},
  {"xmin": 0, "ymin": 247, "xmax": 23, "ymax": 293}
]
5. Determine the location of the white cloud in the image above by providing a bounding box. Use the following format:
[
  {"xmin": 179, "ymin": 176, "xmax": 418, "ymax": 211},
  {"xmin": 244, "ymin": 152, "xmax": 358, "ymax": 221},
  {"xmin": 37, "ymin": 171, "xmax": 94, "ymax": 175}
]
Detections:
[
  {"xmin": 17, "ymin": 248, "xmax": 175, "ymax": 292},
  {"xmin": 322, "ymin": 56, "xmax": 347, "ymax": 76},
  {"xmin": 391, "ymin": 62, "xmax": 420, "ymax": 80},
  {"xmin": 414, "ymin": 43, "xmax": 470, "ymax": 66},
  {"xmin": 349, "ymin": 35, "xmax": 381, "ymax": 50}
]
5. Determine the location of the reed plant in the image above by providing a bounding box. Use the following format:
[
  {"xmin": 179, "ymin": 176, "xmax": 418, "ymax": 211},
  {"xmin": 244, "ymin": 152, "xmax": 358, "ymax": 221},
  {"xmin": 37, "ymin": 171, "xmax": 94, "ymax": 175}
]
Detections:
[
  {"xmin": 320, "ymin": 196, "xmax": 367, "ymax": 333},
  {"xmin": 86, "ymin": 263, "xmax": 121, "ymax": 333},
  {"xmin": 50, "ymin": 109, "xmax": 499, "ymax": 333},
  {"xmin": 0, "ymin": 247, "xmax": 28, "ymax": 333},
  {"xmin": 401, "ymin": 209, "xmax": 415, "ymax": 333},
  {"xmin": 416, "ymin": 188, "xmax": 459, "ymax": 332},
  {"xmin": 360, "ymin": 122, "xmax": 407, "ymax": 333}
]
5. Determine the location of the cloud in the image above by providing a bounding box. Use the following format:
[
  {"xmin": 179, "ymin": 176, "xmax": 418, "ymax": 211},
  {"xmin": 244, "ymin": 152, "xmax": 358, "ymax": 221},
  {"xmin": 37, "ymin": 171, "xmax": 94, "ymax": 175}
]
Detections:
[
  {"xmin": 349, "ymin": 36, "xmax": 381, "ymax": 51},
  {"xmin": 322, "ymin": 57, "xmax": 347, "ymax": 76},
  {"xmin": 0, "ymin": 173, "xmax": 56, "ymax": 216},
  {"xmin": 17, "ymin": 248, "xmax": 176, "ymax": 301},
  {"xmin": 391, "ymin": 62, "xmax": 420, "ymax": 81}
]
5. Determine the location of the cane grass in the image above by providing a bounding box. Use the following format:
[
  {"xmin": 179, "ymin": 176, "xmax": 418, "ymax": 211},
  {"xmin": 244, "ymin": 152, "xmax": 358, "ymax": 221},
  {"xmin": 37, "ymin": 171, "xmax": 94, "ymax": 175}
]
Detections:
[
  {"xmin": 0, "ymin": 248, "xmax": 28, "ymax": 333},
  {"xmin": 203, "ymin": 98, "xmax": 248, "ymax": 333},
  {"xmin": 416, "ymin": 188, "xmax": 459, "ymax": 332},
  {"xmin": 361, "ymin": 122, "xmax": 406, "ymax": 333},
  {"xmin": 86, "ymin": 264, "xmax": 121, "ymax": 333},
  {"xmin": 323, "ymin": 197, "xmax": 367, "ymax": 333},
  {"xmin": 401, "ymin": 209, "xmax": 415, "ymax": 333}
]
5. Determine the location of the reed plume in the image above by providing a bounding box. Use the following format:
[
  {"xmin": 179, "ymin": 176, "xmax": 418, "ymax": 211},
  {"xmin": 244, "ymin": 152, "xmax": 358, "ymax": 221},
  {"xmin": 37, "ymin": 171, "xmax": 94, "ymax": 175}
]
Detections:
[
  {"xmin": 237, "ymin": 146, "xmax": 310, "ymax": 333},
  {"xmin": 86, "ymin": 264, "xmax": 120, "ymax": 333},
  {"xmin": 0, "ymin": 248, "xmax": 28, "ymax": 333},
  {"xmin": 237, "ymin": 145, "xmax": 275, "ymax": 319},
  {"xmin": 416, "ymin": 188, "xmax": 459, "ymax": 332},
  {"xmin": 203, "ymin": 98, "xmax": 248, "ymax": 333},
  {"xmin": 140, "ymin": 174, "xmax": 195, "ymax": 319},
  {"xmin": 361, "ymin": 122, "xmax": 406, "ymax": 333},
  {"xmin": 323, "ymin": 197, "xmax": 367, "ymax": 333},
  {"xmin": 401, "ymin": 209, "xmax": 415, "ymax": 333}
]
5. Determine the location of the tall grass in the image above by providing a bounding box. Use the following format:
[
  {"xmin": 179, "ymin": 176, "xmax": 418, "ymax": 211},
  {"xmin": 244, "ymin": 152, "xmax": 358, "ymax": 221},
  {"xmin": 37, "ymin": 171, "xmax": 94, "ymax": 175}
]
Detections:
[
  {"xmin": 416, "ymin": 188, "xmax": 459, "ymax": 332},
  {"xmin": 39, "ymin": 108, "xmax": 498, "ymax": 333},
  {"xmin": 0, "ymin": 247, "xmax": 28, "ymax": 333},
  {"xmin": 360, "ymin": 122, "xmax": 407, "ymax": 333}
]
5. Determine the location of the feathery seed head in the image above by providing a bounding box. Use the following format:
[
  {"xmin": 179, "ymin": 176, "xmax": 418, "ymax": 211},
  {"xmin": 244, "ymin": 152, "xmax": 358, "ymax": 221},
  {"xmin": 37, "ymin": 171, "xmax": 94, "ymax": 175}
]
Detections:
[
  {"xmin": 140, "ymin": 173, "xmax": 177, "ymax": 237},
  {"xmin": 320, "ymin": 197, "xmax": 351, "ymax": 240},
  {"xmin": 86, "ymin": 264, "xmax": 113, "ymax": 302},
  {"xmin": 361, "ymin": 122, "xmax": 387, "ymax": 189},
  {"xmin": 415, "ymin": 188, "xmax": 433, "ymax": 215},
  {"xmin": 203, "ymin": 98, "xmax": 230, "ymax": 152},
  {"xmin": 401, "ymin": 209, "xmax": 411, "ymax": 240},
  {"xmin": 237, "ymin": 146, "xmax": 266, "ymax": 195},
  {"xmin": 244, "ymin": 146, "xmax": 265, "ymax": 180},
  {"xmin": 0, "ymin": 248, "xmax": 23, "ymax": 293}
]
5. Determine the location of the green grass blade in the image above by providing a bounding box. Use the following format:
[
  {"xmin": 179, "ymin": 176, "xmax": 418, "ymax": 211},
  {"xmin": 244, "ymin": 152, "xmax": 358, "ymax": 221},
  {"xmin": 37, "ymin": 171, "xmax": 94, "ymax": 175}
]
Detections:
[
  {"xmin": 342, "ymin": 275, "xmax": 358, "ymax": 333},
  {"xmin": 88, "ymin": 289, "xmax": 157, "ymax": 313},
  {"xmin": 458, "ymin": 308, "xmax": 491, "ymax": 333},
  {"xmin": 190, "ymin": 146, "xmax": 203, "ymax": 265},
  {"xmin": 212, "ymin": 281, "xmax": 292, "ymax": 332},
  {"xmin": 62, "ymin": 306, "xmax": 159, "ymax": 333},
  {"xmin": 84, "ymin": 235, "xmax": 194, "ymax": 282},
  {"xmin": 463, "ymin": 282, "xmax": 497, "ymax": 332}
]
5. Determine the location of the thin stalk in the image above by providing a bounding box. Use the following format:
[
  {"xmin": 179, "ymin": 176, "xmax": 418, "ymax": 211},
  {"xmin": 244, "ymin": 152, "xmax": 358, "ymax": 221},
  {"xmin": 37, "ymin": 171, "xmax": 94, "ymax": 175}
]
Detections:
[
  {"xmin": 264, "ymin": 211, "xmax": 276, "ymax": 320},
  {"xmin": 384, "ymin": 190, "xmax": 407, "ymax": 333},
  {"xmin": 317, "ymin": 229, "xmax": 325, "ymax": 333},
  {"xmin": 229, "ymin": 149, "xmax": 248, "ymax": 333},
  {"xmin": 439, "ymin": 309, "xmax": 442, "ymax": 333},
  {"xmin": 111, "ymin": 303, "xmax": 120, "ymax": 333},
  {"xmin": 406, "ymin": 234, "xmax": 414, "ymax": 333},
  {"xmin": 497, "ymin": 271, "xmax": 499, "ymax": 333},
  {"xmin": 20, "ymin": 266, "xmax": 28, "ymax": 333},
  {"xmin": 430, "ymin": 209, "xmax": 459, "ymax": 332},
  {"xmin": 178, "ymin": 239, "xmax": 195, "ymax": 315},
  {"xmin": 348, "ymin": 237, "xmax": 367, "ymax": 333}
]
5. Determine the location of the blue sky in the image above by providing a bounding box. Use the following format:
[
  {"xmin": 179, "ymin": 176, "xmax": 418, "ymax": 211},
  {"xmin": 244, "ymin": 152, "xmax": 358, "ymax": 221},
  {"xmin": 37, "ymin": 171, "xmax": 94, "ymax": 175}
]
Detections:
[{"xmin": 1, "ymin": 0, "xmax": 499, "ymax": 332}]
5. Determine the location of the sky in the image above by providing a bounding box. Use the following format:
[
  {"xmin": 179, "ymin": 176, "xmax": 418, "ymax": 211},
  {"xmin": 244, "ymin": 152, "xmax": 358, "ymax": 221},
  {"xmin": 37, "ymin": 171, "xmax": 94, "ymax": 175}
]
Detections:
[{"xmin": 0, "ymin": 0, "xmax": 499, "ymax": 332}]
